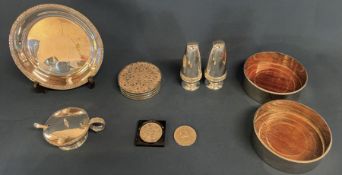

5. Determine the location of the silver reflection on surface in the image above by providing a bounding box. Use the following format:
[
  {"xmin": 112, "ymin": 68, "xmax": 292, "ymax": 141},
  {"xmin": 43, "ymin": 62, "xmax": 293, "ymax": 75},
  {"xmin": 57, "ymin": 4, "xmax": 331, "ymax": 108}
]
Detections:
[
  {"xmin": 205, "ymin": 40, "xmax": 227, "ymax": 90},
  {"xmin": 44, "ymin": 107, "xmax": 89, "ymax": 140},
  {"xmin": 55, "ymin": 61, "xmax": 72, "ymax": 74},
  {"xmin": 43, "ymin": 57, "xmax": 87, "ymax": 75},
  {"xmin": 180, "ymin": 42, "xmax": 202, "ymax": 91},
  {"xmin": 27, "ymin": 16, "xmax": 91, "ymax": 76},
  {"xmin": 32, "ymin": 107, "xmax": 91, "ymax": 149},
  {"xmin": 44, "ymin": 56, "xmax": 58, "ymax": 66},
  {"xmin": 28, "ymin": 39, "xmax": 40, "ymax": 58},
  {"xmin": 33, "ymin": 107, "xmax": 106, "ymax": 151}
]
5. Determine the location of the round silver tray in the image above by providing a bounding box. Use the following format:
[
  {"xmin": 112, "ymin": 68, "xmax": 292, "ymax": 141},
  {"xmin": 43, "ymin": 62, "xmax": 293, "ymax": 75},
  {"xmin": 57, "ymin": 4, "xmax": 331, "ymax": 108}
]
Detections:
[{"xmin": 9, "ymin": 4, "xmax": 104, "ymax": 90}]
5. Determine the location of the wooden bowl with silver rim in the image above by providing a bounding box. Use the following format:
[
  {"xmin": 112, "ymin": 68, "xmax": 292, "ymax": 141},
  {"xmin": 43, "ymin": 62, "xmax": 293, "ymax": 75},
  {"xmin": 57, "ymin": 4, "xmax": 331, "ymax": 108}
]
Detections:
[
  {"xmin": 253, "ymin": 100, "xmax": 332, "ymax": 173},
  {"xmin": 243, "ymin": 52, "xmax": 307, "ymax": 103}
]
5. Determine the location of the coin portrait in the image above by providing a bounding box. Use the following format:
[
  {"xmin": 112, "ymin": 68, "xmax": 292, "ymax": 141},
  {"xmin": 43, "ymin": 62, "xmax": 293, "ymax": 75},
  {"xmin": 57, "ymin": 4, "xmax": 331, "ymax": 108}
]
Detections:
[
  {"xmin": 174, "ymin": 125, "xmax": 197, "ymax": 146},
  {"xmin": 139, "ymin": 122, "xmax": 163, "ymax": 143}
]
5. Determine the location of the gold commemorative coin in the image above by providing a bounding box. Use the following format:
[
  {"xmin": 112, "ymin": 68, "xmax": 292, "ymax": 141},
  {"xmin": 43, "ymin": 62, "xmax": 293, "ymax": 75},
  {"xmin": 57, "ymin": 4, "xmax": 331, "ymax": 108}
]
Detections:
[
  {"xmin": 139, "ymin": 122, "xmax": 163, "ymax": 143},
  {"xmin": 174, "ymin": 125, "xmax": 197, "ymax": 146}
]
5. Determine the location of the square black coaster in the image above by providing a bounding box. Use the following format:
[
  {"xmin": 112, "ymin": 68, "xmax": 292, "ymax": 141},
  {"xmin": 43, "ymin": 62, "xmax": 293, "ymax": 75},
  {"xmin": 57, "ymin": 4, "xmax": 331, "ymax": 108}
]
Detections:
[{"xmin": 135, "ymin": 120, "xmax": 166, "ymax": 147}]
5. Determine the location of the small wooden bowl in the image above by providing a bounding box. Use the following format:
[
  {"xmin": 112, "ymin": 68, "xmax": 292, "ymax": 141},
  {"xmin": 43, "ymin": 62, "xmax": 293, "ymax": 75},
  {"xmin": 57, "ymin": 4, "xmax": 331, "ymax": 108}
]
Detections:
[
  {"xmin": 244, "ymin": 52, "xmax": 308, "ymax": 103},
  {"xmin": 253, "ymin": 100, "xmax": 332, "ymax": 173}
]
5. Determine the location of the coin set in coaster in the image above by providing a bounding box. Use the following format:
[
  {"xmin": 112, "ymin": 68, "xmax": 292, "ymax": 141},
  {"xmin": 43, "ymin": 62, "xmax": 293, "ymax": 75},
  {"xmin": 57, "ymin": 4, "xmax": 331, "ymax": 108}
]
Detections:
[
  {"xmin": 135, "ymin": 120, "xmax": 166, "ymax": 147},
  {"xmin": 8, "ymin": 4, "xmax": 332, "ymax": 174}
]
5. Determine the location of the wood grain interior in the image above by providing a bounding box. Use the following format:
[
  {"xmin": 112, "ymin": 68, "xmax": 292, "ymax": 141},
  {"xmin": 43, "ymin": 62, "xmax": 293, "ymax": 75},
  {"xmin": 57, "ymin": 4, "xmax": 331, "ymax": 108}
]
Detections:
[
  {"xmin": 254, "ymin": 100, "xmax": 331, "ymax": 161},
  {"xmin": 244, "ymin": 52, "xmax": 307, "ymax": 93}
]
